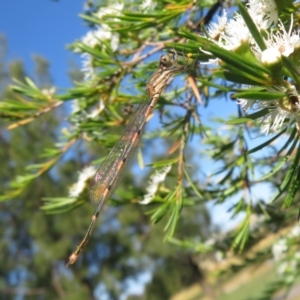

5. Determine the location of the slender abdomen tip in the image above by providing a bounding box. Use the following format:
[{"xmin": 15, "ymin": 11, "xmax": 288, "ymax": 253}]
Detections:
[{"xmin": 66, "ymin": 253, "xmax": 79, "ymax": 267}]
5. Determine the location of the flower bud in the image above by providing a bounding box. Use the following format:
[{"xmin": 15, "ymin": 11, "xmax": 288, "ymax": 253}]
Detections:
[{"xmin": 261, "ymin": 48, "xmax": 282, "ymax": 73}]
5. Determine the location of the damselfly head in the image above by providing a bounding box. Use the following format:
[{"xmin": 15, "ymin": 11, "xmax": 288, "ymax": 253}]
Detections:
[{"xmin": 159, "ymin": 55, "xmax": 173, "ymax": 68}]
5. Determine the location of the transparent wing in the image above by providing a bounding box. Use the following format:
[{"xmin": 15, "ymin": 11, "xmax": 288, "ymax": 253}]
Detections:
[{"xmin": 89, "ymin": 90, "xmax": 152, "ymax": 207}]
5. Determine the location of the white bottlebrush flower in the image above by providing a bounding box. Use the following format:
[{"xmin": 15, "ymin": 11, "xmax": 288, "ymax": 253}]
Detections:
[
  {"xmin": 140, "ymin": 0, "xmax": 157, "ymax": 11},
  {"xmin": 277, "ymin": 259, "xmax": 297, "ymax": 282},
  {"xmin": 86, "ymin": 99, "xmax": 105, "ymax": 118},
  {"xmin": 78, "ymin": 166, "xmax": 96, "ymax": 182},
  {"xmin": 204, "ymin": 10, "xmax": 250, "ymax": 52},
  {"xmin": 110, "ymin": 33, "xmax": 120, "ymax": 52},
  {"xmin": 206, "ymin": 0, "xmax": 278, "ymax": 53},
  {"xmin": 139, "ymin": 165, "xmax": 172, "ymax": 204},
  {"xmin": 82, "ymin": 25, "xmax": 112, "ymax": 48},
  {"xmin": 81, "ymin": 53, "xmax": 94, "ymax": 81},
  {"xmin": 237, "ymin": 98, "xmax": 256, "ymax": 112},
  {"xmin": 41, "ymin": 86, "xmax": 56, "ymax": 96},
  {"xmin": 289, "ymin": 224, "xmax": 300, "ymax": 238},
  {"xmin": 207, "ymin": 10, "xmax": 228, "ymax": 41},
  {"xmin": 272, "ymin": 238, "xmax": 288, "ymax": 262},
  {"xmin": 81, "ymin": 25, "xmax": 119, "ymax": 52},
  {"xmin": 260, "ymin": 114, "xmax": 276, "ymax": 135},
  {"xmin": 260, "ymin": 48, "xmax": 281, "ymax": 66},
  {"xmin": 80, "ymin": 26, "xmax": 119, "ymax": 80},
  {"xmin": 95, "ymin": 2, "xmax": 124, "ymax": 19},
  {"xmin": 199, "ymin": 48, "xmax": 219, "ymax": 66},
  {"xmin": 239, "ymin": 85, "xmax": 300, "ymax": 135},
  {"xmin": 262, "ymin": 98, "xmax": 300, "ymax": 135},
  {"xmin": 221, "ymin": 14, "xmax": 251, "ymax": 51},
  {"xmin": 69, "ymin": 179, "xmax": 85, "ymax": 198},
  {"xmin": 260, "ymin": 105, "xmax": 289, "ymax": 135},
  {"xmin": 247, "ymin": 0, "xmax": 278, "ymax": 29},
  {"xmin": 71, "ymin": 99, "xmax": 81, "ymax": 114},
  {"xmin": 261, "ymin": 107, "xmax": 297, "ymax": 135},
  {"xmin": 82, "ymin": 27, "xmax": 110, "ymax": 48},
  {"xmin": 82, "ymin": 31, "xmax": 100, "ymax": 48},
  {"xmin": 69, "ymin": 166, "xmax": 97, "ymax": 197},
  {"xmin": 267, "ymin": 19, "xmax": 300, "ymax": 57},
  {"xmin": 252, "ymin": 18, "xmax": 300, "ymax": 61}
]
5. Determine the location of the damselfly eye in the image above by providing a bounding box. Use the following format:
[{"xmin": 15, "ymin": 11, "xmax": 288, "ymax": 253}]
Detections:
[{"xmin": 159, "ymin": 55, "xmax": 172, "ymax": 68}]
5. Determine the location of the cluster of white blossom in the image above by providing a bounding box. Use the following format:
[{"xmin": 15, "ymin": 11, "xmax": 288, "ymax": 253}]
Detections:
[
  {"xmin": 69, "ymin": 166, "xmax": 97, "ymax": 197},
  {"xmin": 140, "ymin": 165, "xmax": 172, "ymax": 204},
  {"xmin": 79, "ymin": 0, "xmax": 156, "ymax": 81},
  {"xmin": 207, "ymin": 0, "xmax": 300, "ymax": 135},
  {"xmin": 272, "ymin": 223, "xmax": 300, "ymax": 283},
  {"xmin": 70, "ymin": 98, "xmax": 105, "ymax": 120},
  {"xmin": 207, "ymin": 0, "xmax": 278, "ymax": 48}
]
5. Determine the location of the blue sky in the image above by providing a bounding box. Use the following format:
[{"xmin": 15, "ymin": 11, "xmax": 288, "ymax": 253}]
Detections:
[{"xmin": 0, "ymin": 0, "xmax": 87, "ymax": 87}]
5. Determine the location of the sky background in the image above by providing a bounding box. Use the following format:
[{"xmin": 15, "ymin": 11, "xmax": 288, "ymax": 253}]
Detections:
[{"xmin": 0, "ymin": 0, "xmax": 86, "ymax": 88}]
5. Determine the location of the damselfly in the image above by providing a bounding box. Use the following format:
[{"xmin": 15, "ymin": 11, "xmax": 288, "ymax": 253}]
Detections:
[{"xmin": 67, "ymin": 53, "xmax": 186, "ymax": 266}]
